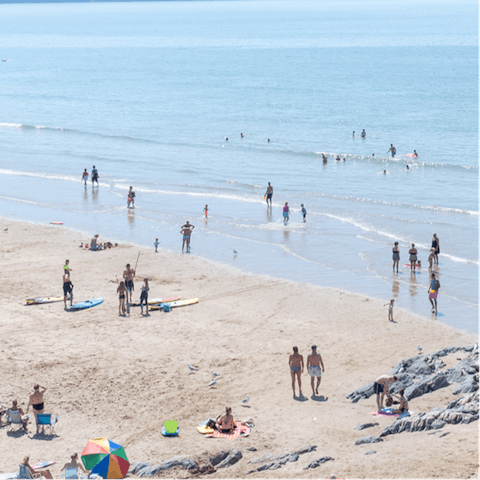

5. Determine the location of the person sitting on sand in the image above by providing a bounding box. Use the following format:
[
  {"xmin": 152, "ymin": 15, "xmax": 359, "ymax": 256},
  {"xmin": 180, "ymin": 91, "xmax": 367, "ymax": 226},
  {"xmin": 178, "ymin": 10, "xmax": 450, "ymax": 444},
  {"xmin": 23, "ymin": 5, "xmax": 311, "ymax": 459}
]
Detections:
[
  {"xmin": 7, "ymin": 400, "xmax": 29, "ymax": 430},
  {"xmin": 306, "ymin": 345, "xmax": 325, "ymax": 396},
  {"xmin": 22, "ymin": 456, "xmax": 53, "ymax": 479},
  {"xmin": 408, "ymin": 243, "xmax": 418, "ymax": 272},
  {"xmin": 390, "ymin": 388, "xmax": 408, "ymax": 414},
  {"xmin": 63, "ymin": 272, "xmax": 73, "ymax": 309},
  {"xmin": 215, "ymin": 407, "xmax": 234, "ymax": 433},
  {"xmin": 373, "ymin": 375, "xmax": 397, "ymax": 411},
  {"xmin": 90, "ymin": 234, "xmax": 102, "ymax": 251},
  {"xmin": 117, "ymin": 281, "xmax": 127, "ymax": 316},
  {"xmin": 60, "ymin": 452, "xmax": 89, "ymax": 476},
  {"xmin": 26, "ymin": 385, "xmax": 47, "ymax": 434},
  {"xmin": 289, "ymin": 346, "xmax": 304, "ymax": 398}
]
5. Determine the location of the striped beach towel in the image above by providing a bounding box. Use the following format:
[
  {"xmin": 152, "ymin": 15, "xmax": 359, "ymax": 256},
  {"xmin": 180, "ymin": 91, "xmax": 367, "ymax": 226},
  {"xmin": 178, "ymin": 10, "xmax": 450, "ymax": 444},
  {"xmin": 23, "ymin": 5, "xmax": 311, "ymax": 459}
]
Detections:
[{"xmin": 206, "ymin": 421, "xmax": 250, "ymax": 440}]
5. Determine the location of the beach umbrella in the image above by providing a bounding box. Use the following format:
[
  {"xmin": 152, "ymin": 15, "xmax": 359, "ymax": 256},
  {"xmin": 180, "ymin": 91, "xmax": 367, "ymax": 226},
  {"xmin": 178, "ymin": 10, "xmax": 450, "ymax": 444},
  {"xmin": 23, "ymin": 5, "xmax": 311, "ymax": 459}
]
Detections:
[{"xmin": 81, "ymin": 437, "xmax": 130, "ymax": 479}]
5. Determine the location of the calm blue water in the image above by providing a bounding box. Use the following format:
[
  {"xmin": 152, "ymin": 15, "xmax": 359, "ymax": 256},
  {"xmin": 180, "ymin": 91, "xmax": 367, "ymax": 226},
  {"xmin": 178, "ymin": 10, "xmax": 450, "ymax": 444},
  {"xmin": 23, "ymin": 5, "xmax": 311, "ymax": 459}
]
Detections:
[{"xmin": 0, "ymin": 0, "xmax": 478, "ymax": 332}]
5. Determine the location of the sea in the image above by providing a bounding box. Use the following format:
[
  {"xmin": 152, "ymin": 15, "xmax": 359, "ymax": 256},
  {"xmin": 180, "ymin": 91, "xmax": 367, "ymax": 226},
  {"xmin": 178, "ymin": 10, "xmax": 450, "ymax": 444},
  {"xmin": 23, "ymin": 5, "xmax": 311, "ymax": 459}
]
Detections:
[{"xmin": 0, "ymin": 0, "xmax": 478, "ymax": 332}]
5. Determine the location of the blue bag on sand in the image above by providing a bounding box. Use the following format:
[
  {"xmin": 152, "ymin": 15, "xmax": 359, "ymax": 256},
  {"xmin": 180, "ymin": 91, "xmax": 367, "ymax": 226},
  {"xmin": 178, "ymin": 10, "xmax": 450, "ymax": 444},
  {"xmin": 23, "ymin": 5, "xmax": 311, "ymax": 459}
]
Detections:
[{"xmin": 163, "ymin": 303, "xmax": 171, "ymax": 312}]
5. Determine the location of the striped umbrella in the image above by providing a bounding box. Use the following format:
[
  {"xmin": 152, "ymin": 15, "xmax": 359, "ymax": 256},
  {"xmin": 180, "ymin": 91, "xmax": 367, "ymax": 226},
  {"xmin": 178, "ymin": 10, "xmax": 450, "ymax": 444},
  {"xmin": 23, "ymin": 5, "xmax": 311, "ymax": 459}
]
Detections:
[{"xmin": 81, "ymin": 438, "xmax": 130, "ymax": 479}]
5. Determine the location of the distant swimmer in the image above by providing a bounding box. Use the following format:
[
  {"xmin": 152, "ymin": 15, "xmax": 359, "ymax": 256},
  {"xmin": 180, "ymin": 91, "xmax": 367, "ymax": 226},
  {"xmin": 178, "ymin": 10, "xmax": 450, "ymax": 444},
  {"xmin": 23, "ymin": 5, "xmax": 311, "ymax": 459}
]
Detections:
[
  {"xmin": 413, "ymin": 150, "xmax": 418, "ymax": 157},
  {"xmin": 283, "ymin": 202, "xmax": 290, "ymax": 225},
  {"xmin": 203, "ymin": 204, "xmax": 208, "ymax": 218},
  {"xmin": 335, "ymin": 155, "xmax": 341, "ymax": 161},
  {"xmin": 91, "ymin": 165, "xmax": 99, "ymax": 186},
  {"xmin": 383, "ymin": 170, "xmax": 386, "ymax": 174},
  {"xmin": 127, "ymin": 186, "xmax": 135, "ymax": 208},
  {"xmin": 352, "ymin": 131, "xmax": 355, "ymax": 137},
  {"xmin": 387, "ymin": 144, "xmax": 397, "ymax": 158},
  {"xmin": 81, "ymin": 169, "xmax": 88, "ymax": 186},
  {"xmin": 343, "ymin": 157, "xmax": 346, "ymax": 162},
  {"xmin": 265, "ymin": 182, "xmax": 273, "ymax": 207},
  {"xmin": 372, "ymin": 153, "xmax": 375, "ymax": 157},
  {"xmin": 268, "ymin": 139, "xmax": 270, "ymax": 143},
  {"xmin": 301, "ymin": 204, "xmax": 307, "ymax": 222},
  {"xmin": 226, "ymin": 137, "xmax": 228, "ymax": 141},
  {"xmin": 361, "ymin": 129, "xmax": 366, "ymax": 138},
  {"xmin": 406, "ymin": 164, "xmax": 410, "ymax": 170},
  {"xmin": 240, "ymin": 133, "xmax": 244, "ymax": 138},
  {"xmin": 322, "ymin": 154, "xmax": 327, "ymax": 164}
]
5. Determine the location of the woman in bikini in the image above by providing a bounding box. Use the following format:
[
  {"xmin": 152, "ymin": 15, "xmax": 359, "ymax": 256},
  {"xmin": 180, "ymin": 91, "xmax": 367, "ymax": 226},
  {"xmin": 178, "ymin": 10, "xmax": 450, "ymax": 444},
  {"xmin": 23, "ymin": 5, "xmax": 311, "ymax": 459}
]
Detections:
[
  {"xmin": 215, "ymin": 407, "xmax": 234, "ymax": 433},
  {"xmin": 26, "ymin": 385, "xmax": 47, "ymax": 434},
  {"xmin": 391, "ymin": 388, "xmax": 409, "ymax": 414},
  {"xmin": 408, "ymin": 243, "xmax": 418, "ymax": 272},
  {"xmin": 289, "ymin": 346, "xmax": 304, "ymax": 398},
  {"xmin": 117, "ymin": 281, "xmax": 127, "ymax": 316},
  {"xmin": 392, "ymin": 242, "xmax": 400, "ymax": 273},
  {"xmin": 60, "ymin": 452, "xmax": 89, "ymax": 476}
]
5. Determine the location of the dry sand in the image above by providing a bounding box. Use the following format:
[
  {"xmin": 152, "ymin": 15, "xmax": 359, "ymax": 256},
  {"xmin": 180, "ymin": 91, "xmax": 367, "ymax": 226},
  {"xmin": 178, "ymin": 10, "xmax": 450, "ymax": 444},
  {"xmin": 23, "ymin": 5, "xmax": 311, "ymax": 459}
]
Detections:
[{"xmin": 0, "ymin": 218, "xmax": 477, "ymax": 479}]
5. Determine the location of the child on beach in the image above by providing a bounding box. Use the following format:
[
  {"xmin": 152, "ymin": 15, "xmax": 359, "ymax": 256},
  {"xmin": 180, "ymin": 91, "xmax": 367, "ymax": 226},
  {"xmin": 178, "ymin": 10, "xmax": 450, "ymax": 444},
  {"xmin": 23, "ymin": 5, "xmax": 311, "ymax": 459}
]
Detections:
[
  {"xmin": 428, "ymin": 248, "xmax": 435, "ymax": 269},
  {"xmin": 117, "ymin": 281, "xmax": 127, "ymax": 316},
  {"xmin": 301, "ymin": 204, "xmax": 307, "ymax": 222},
  {"xmin": 140, "ymin": 278, "xmax": 149, "ymax": 315},
  {"xmin": 154, "ymin": 238, "xmax": 159, "ymax": 253},
  {"xmin": 203, "ymin": 205, "xmax": 208, "ymax": 218},
  {"xmin": 283, "ymin": 202, "xmax": 290, "ymax": 225},
  {"xmin": 384, "ymin": 299, "xmax": 395, "ymax": 322},
  {"xmin": 63, "ymin": 259, "xmax": 72, "ymax": 275}
]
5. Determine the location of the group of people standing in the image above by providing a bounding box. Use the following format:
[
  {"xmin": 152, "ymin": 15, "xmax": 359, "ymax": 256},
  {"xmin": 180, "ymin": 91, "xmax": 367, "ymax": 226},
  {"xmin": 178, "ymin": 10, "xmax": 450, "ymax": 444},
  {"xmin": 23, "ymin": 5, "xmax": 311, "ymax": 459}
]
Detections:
[
  {"xmin": 116, "ymin": 264, "xmax": 150, "ymax": 315},
  {"xmin": 81, "ymin": 166, "xmax": 99, "ymax": 186}
]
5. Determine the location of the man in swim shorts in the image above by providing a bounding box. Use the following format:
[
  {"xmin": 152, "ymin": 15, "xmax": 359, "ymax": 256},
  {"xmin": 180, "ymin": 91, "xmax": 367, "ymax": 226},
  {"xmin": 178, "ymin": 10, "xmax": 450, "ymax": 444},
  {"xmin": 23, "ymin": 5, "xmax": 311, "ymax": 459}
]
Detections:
[
  {"xmin": 387, "ymin": 144, "xmax": 397, "ymax": 157},
  {"xmin": 91, "ymin": 165, "xmax": 99, "ymax": 186},
  {"xmin": 181, "ymin": 225, "xmax": 193, "ymax": 253},
  {"xmin": 63, "ymin": 271, "xmax": 73, "ymax": 309},
  {"xmin": 289, "ymin": 346, "xmax": 304, "ymax": 398},
  {"xmin": 306, "ymin": 345, "xmax": 325, "ymax": 396},
  {"xmin": 373, "ymin": 374, "xmax": 397, "ymax": 411},
  {"xmin": 429, "ymin": 273, "xmax": 440, "ymax": 315},
  {"xmin": 123, "ymin": 263, "xmax": 136, "ymax": 303},
  {"xmin": 264, "ymin": 182, "xmax": 273, "ymax": 207}
]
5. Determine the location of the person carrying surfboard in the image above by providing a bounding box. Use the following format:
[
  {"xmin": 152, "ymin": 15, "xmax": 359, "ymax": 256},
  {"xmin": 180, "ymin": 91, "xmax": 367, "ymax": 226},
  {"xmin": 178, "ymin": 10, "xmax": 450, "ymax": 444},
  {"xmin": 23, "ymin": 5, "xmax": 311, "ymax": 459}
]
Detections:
[{"xmin": 63, "ymin": 271, "xmax": 73, "ymax": 309}]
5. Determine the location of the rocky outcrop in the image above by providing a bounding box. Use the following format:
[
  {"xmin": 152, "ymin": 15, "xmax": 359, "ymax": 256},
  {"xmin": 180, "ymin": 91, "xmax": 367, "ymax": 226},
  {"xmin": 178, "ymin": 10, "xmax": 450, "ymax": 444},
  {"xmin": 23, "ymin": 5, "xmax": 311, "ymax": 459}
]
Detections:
[
  {"xmin": 355, "ymin": 436, "xmax": 383, "ymax": 445},
  {"xmin": 355, "ymin": 422, "xmax": 379, "ymax": 430},
  {"xmin": 214, "ymin": 449, "xmax": 242, "ymax": 469},
  {"xmin": 346, "ymin": 382, "xmax": 375, "ymax": 403},
  {"xmin": 303, "ymin": 457, "xmax": 334, "ymax": 469},
  {"xmin": 404, "ymin": 372, "xmax": 450, "ymax": 400},
  {"xmin": 247, "ymin": 445, "xmax": 316, "ymax": 473}
]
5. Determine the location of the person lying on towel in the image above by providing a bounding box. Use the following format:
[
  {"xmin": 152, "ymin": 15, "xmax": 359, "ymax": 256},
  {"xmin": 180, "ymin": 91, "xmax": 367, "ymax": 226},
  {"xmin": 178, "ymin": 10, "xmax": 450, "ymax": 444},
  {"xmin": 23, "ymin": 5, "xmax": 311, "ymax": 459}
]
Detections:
[{"xmin": 215, "ymin": 407, "xmax": 234, "ymax": 433}]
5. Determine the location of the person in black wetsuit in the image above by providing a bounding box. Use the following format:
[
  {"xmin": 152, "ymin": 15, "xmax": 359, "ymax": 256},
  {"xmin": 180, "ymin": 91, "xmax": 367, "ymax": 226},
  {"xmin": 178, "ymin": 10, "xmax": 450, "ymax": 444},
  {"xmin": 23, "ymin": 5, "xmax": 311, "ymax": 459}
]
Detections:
[{"xmin": 432, "ymin": 233, "xmax": 440, "ymax": 265}]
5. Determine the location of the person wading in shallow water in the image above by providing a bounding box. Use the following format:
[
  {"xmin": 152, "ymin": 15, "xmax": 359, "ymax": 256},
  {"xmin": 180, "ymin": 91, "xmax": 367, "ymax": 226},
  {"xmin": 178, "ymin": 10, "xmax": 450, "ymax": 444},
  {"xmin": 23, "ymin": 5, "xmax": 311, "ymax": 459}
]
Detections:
[
  {"xmin": 429, "ymin": 272, "xmax": 440, "ymax": 315},
  {"xmin": 392, "ymin": 241, "xmax": 400, "ymax": 273},
  {"xmin": 289, "ymin": 346, "xmax": 304, "ymax": 398}
]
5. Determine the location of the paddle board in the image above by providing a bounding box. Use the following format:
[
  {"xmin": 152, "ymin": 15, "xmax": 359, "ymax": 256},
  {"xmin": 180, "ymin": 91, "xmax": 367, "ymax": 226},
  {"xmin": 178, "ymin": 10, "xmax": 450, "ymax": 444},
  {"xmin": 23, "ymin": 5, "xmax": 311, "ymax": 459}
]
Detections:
[
  {"xmin": 68, "ymin": 298, "xmax": 103, "ymax": 311},
  {"xmin": 130, "ymin": 296, "xmax": 181, "ymax": 307},
  {"xmin": 50, "ymin": 222, "xmax": 63, "ymax": 225},
  {"xmin": 150, "ymin": 298, "xmax": 199, "ymax": 310},
  {"xmin": 26, "ymin": 296, "xmax": 64, "ymax": 305}
]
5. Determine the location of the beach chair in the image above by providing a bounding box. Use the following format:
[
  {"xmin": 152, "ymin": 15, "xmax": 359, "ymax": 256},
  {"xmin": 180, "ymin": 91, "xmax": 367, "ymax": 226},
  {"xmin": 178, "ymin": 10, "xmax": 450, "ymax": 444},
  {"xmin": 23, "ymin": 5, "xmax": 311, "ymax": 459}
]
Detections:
[
  {"xmin": 6, "ymin": 410, "xmax": 30, "ymax": 432},
  {"xmin": 36, "ymin": 414, "xmax": 59, "ymax": 435},
  {"xmin": 18, "ymin": 465, "xmax": 41, "ymax": 479},
  {"xmin": 161, "ymin": 420, "xmax": 179, "ymax": 436}
]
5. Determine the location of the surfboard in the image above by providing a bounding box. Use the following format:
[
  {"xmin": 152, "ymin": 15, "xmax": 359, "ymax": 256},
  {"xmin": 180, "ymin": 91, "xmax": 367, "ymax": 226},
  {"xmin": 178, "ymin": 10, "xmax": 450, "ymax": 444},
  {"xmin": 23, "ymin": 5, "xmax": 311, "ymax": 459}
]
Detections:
[
  {"xmin": 26, "ymin": 296, "xmax": 64, "ymax": 305},
  {"xmin": 50, "ymin": 222, "xmax": 63, "ymax": 225},
  {"xmin": 150, "ymin": 298, "xmax": 199, "ymax": 310},
  {"xmin": 130, "ymin": 296, "xmax": 181, "ymax": 307},
  {"xmin": 68, "ymin": 298, "xmax": 103, "ymax": 311}
]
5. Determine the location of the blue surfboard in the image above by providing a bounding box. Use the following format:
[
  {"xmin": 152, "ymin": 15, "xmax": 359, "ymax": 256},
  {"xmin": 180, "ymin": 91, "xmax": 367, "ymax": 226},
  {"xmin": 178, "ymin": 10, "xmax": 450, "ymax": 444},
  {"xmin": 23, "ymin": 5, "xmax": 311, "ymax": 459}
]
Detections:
[{"xmin": 68, "ymin": 298, "xmax": 103, "ymax": 311}]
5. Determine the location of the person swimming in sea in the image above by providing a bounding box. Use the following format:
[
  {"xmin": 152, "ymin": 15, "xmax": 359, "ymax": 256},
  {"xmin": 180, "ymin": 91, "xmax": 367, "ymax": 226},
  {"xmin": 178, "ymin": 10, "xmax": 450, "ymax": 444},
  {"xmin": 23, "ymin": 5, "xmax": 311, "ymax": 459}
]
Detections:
[
  {"xmin": 361, "ymin": 129, "xmax": 366, "ymax": 138},
  {"xmin": 413, "ymin": 150, "xmax": 418, "ymax": 157},
  {"xmin": 335, "ymin": 155, "xmax": 341, "ymax": 161}
]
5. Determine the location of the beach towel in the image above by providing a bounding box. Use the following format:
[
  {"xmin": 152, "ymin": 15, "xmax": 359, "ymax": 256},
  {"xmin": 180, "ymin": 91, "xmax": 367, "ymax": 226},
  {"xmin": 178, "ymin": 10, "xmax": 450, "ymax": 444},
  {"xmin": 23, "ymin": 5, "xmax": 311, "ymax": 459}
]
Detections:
[
  {"xmin": 371, "ymin": 410, "xmax": 411, "ymax": 418},
  {"xmin": 206, "ymin": 421, "xmax": 250, "ymax": 440}
]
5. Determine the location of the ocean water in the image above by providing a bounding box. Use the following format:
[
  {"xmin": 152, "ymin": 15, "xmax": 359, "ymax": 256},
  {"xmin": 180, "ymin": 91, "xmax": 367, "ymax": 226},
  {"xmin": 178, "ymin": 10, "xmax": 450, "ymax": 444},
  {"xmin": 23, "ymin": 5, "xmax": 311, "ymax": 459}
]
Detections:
[{"xmin": 0, "ymin": 0, "xmax": 478, "ymax": 332}]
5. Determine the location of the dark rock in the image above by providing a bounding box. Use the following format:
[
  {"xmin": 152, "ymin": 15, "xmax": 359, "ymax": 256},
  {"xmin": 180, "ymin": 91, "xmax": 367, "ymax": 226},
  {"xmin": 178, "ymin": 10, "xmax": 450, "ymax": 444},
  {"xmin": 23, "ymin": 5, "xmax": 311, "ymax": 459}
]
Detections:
[
  {"xmin": 303, "ymin": 457, "xmax": 334, "ymax": 469},
  {"xmin": 365, "ymin": 451, "xmax": 376, "ymax": 455},
  {"xmin": 295, "ymin": 445, "xmax": 317, "ymax": 455},
  {"xmin": 405, "ymin": 372, "xmax": 449, "ymax": 400},
  {"xmin": 346, "ymin": 382, "xmax": 375, "ymax": 403},
  {"xmin": 130, "ymin": 463, "xmax": 150, "ymax": 475},
  {"xmin": 137, "ymin": 468, "xmax": 154, "ymax": 477},
  {"xmin": 355, "ymin": 436, "xmax": 383, "ymax": 445},
  {"xmin": 216, "ymin": 449, "xmax": 242, "ymax": 469},
  {"xmin": 148, "ymin": 456, "xmax": 197, "ymax": 475},
  {"xmin": 210, "ymin": 451, "xmax": 229, "ymax": 466},
  {"xmin": 356, "ymin": 422, "xmax": 379, "ymax": 431},
  {"xmin": 257, "ymin": 461, "xmax": 282, "ymax": 471},
  {"xmin": 452, "ymin": 374, "xmax": 478, "ymax": 395},
  {"xmin": 439, "ymin": 432, "xmax": 451, "ymax": 438},
  {"xmin": 246, "ymin": 447, "xmax": 257, "ymax": 452}
]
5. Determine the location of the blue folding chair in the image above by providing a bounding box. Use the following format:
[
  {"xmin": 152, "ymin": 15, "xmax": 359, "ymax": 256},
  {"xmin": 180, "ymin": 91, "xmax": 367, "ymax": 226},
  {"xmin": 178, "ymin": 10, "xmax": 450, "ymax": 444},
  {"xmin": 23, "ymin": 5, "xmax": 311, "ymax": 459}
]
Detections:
[{"xmin": 36, "ymin": 414, "xmax": 59, "ymax": 435}]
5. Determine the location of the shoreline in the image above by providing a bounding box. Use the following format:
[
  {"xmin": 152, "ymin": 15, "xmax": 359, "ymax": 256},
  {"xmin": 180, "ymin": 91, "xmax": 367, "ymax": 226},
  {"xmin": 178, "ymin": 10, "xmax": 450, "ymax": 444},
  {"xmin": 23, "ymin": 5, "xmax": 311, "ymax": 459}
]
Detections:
[{"xmin": 0, "ymin": 217, "xmax": 477, "ymax": 479}]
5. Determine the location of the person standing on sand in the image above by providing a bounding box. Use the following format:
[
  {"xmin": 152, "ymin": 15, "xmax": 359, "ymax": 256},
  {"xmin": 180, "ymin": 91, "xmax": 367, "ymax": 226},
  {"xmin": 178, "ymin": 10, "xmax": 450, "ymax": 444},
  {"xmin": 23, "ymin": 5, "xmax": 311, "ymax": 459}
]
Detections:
[
  {"xmin": 289, "ymin": 347, "xmax": 304, "ymax": 398},
  {"xmin": 387, "ymin": 144, "xmax": 397, "ymax": 157},
  {"xmin": 26, "ymin": 385, "xmax": 47, "ymax": 434},
  {"xmin": 373, "ymin": 375, "xmax": 397, "ymax": 411},
  {"xmin": 429, "ymin": 273, "xmax": 440, "ymax": 315},
  {"xmin": 432, "ymin": 233, "xmax": 440, "ymax": 265},
  {"xmin": 140, "ymin": 278, "xmax": 149, "ymax": 315},
  {"xmin": 81, "ymin": 169, "xmax": 88, "ymax": 186},
  {"xmin": 384, "ymin": 299, "xmax": 395, "ymax": 322},
  {"xmin": 409, "ymin": 243, "xmax": 418, "ymax": 272},
  {"xmin": 64, "ymin": 259, "xmax": 72, "ymax": 275},
  {"xmin": 392, "ymin": 242, "xmax": 400, "ymax": 272},
  {"xmin": 265, "ymin": 182, "xmax": 273, "ymax": 207},
  {"xmin": 123, "ymin": 263, "xmax": 135, "ymax": 303},
  {"xmin": 117, "ymin": 281, "xmax": 126, "ymax": 316},
  {"xmin": 63, "ymin": 271, "xmax": 73, "ymax": 309},
  {"xmin": 306, "ymin": 345, "xmax": 325, "ymax": 396},
  {"xmin": 154, "ymin": 238, "xmax": 159, "ymax": 253}
]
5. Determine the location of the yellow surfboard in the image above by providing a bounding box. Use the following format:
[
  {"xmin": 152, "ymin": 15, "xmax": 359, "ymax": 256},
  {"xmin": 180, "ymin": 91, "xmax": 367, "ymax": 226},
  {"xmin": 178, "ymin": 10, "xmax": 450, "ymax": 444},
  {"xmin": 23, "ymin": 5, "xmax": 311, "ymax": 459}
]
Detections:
[
  {"xmin": 150, "ymin": 298, "xmax": 199, "ymax": 310},
  {"xmin": 196, "ymin": 425, "xmax": 215, "ymax": 434},
  {"xmin": 130, "ymin": 296, "xmax": 181, "ymax": 307},
  {"xmin": 26, "ymin": 296, "xmax": 64, "ymax": 305}
]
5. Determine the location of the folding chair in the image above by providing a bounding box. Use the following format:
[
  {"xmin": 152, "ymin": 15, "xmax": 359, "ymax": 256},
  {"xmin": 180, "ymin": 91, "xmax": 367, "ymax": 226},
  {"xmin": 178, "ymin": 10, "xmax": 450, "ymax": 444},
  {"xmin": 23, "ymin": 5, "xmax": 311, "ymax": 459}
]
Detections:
[
  {"xmin": 6, "ymin": 410, "xmax": 30, "ymax": 432},
  {"xmin": 36, "ymin": 414, "xmax": 59, "ymax": 435}
]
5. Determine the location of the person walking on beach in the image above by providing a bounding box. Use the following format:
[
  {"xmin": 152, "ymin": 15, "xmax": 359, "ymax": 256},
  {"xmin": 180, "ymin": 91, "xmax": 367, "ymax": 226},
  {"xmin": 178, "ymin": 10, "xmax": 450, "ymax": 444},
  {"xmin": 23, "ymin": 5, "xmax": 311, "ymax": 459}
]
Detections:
[
  {"xmin": 26, "ymin": 385, "xmax": 47, "ymax": 434},
  {"xmin": 306, "ymin": 345, "xmax": 325, "ymax": 396},
  {"xmin": 289, "ymin": 346, "xmax": 304, "ymax": 398},
  {"xmin": 409, "ymin": 243, "xmax": 418, "ymax": 272},
  {"xmin": 63, "ymin": 271, "xmax": 73, "ymax": 309},
  {"xmin": 392, "ymin": 242, "xmax": 400, "ymax": 272},
  {"xmin": 301, "ymin": 204, "xmax": 307, "ymax": 222},
  {"xmin": 373, "ymin": 375, "xmax": 397, "ymax": 411},
  {"xmin": 154, "ymin": 238, "xmax": 159, "ymax": 253},
  {"xmin": 203, "ymin": 205, "xmax": 208, "ymax": 218},
  {"xmin": 429, "ymin": 273, "xmax": 440, "ymax": 315},
  {"xmin": 140, "ymin": 278, "xmax": 149, "ymax": 315},
  {"xmin": 91, "ymin": 165, "xmax": 99, "ymax": 186},
  {"xmin": 265, "ymin": 182, "xmax": 273, "ymax": 207},
  {"xmin": 127, "ymin": 186, "xmax": 135, "ymax": 208},
  {"xmin": 387, "ymin": 144, "xmax": 397, "ymax": 158},
  {"xmin": 432, "ymin": 233, "xmax": 440, "ymax": 265},
  {"xmin": 384, "ymin": 299, "xmax": 395, "ymax": 322},
  {"xmin": 123, "ymin": 263, "xmax": 135, "ymax": 303},
  {"xmin": 117, "ymin": 281, "xmax": 127, "ymax": 316},
  {"xmin": 81, "ymin": 169, "xmax": 88, "ymax": 186},
  {"xmin": 282, "ymin": 202, "xmax": 290, "ymax": 225},
  {"xmin": 181, "ymin": 224, "xmax": 193, "ymax": 253}
]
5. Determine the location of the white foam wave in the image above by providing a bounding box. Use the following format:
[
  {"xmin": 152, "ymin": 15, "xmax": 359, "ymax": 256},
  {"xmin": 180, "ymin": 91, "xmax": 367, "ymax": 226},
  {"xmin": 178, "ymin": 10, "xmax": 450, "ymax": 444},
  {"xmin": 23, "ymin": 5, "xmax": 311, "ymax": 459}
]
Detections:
[{"xmin": 0, "ymin": 168, "xmax": 111, "ymax": 187}]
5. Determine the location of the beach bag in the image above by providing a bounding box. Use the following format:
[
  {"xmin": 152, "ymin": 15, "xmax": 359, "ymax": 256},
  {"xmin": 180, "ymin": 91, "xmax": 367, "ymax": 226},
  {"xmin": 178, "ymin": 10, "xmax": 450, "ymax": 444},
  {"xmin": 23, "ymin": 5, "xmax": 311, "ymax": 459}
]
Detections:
[{"xmin": 163, "ymin": 303, "xmax": 171, "ymax": 312}]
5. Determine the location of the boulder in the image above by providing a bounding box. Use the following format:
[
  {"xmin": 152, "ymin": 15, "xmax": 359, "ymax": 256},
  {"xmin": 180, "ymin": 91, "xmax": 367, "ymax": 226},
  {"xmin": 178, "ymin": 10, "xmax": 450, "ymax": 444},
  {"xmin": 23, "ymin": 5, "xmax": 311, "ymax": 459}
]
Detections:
[
  {"xmin": 148, "ymin": 456, "xmax": 197, "ymax": 475},
  {"xmin": 303, "ymin": 457, "xmax": 334, "ymax": 469},
  {"xmin": 355, "ymin": 422, "xmax": 379, "ymax": 431},
  {"xmin": 355, "ymin": 436, "xmax": 383, "ymax": 445},
  {"xmin": 216, "ymin": 449, "xmax": 243, "ymax": 469},
  {"xmin": 365, "ymin": 451, "xmax": 376, "ymax": 455},
  {"xmin": 346, "ymin": 382, "xmax": 375, "ymax": 403},
  {"xmin": 210, "ymin": 451, "xmax": 229, "ymax": 466},
  {"xmin": 405, "ymin": 372, "xmax": 449, "ymax": 400},
  {"xmin": 295, "ymin": 445, "xmax": 317, "ymax": 455},
  {"xmin": 130, "ymin": 463, "xmax": 150, "ymax": 475},
  {"xmin": 452, "ymin": 374, "xmax": 478, "ymax": 395}
]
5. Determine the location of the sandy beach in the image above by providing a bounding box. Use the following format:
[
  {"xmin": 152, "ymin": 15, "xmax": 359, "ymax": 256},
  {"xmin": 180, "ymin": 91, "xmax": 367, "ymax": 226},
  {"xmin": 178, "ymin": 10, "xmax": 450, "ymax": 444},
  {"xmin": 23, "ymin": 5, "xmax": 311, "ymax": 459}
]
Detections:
[{"xmin": 0, "ymin": 218, "xmax": 477, "ymax": 479}]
